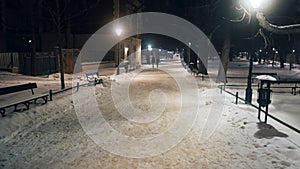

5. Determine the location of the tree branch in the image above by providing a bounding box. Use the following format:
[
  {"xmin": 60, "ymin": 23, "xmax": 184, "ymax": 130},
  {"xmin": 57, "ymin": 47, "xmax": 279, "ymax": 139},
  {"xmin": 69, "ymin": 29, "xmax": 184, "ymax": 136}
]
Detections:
[{"xmin": 256, "ymin": 12, "xmax": 300, "ymax": 34}]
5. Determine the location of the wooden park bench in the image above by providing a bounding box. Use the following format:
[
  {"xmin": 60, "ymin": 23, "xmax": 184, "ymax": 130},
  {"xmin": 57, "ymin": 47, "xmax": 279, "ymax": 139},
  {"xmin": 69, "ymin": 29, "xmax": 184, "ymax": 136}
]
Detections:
[
  {"xmin": 85, "ymin": 72, "xmax": 103, "ymax": 86},
  {"xmin": 227, "ymin": 72, "xmax": 278, "ymax": 83},
  {"xmin": 0, "ymin": 83, "xmax": 48, "ymax": 117},
  {"xmin": 269, "ymin": 80, "xmax": 300, "ymax": 95}
]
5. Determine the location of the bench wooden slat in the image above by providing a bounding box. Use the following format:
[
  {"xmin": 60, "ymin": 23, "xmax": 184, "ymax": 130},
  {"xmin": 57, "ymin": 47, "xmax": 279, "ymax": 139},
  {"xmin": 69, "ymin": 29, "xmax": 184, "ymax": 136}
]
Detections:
[
  {"xmin": 252, "ymin": 72, "xmax": 278, "ymax": 76},
  {"xmin": 0, "ymin": 83, "xmax": 37, "ymax": 95}
]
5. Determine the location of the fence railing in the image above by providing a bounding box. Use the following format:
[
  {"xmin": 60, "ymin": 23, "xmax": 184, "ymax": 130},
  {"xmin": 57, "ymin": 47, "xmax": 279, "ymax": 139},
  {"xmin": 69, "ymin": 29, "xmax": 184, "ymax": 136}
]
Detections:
[{"xmin": 219, "ymin": 84, "xmax": 300, "ymax": 134}]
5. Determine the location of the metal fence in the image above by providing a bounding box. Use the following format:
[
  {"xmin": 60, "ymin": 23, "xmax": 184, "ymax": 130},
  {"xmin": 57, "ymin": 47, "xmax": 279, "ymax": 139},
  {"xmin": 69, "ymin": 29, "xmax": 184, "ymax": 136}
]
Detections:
[
  {"xmin": 0, "ymin": 53, "xmax": 19, "ymax": 70},
  {"xmin": 0, "ymin": 52, "xmax": 58, "ymax": 75},
  {"xmin": 19, "ymin": 53, "xmax": 58, "ymax": 75}
]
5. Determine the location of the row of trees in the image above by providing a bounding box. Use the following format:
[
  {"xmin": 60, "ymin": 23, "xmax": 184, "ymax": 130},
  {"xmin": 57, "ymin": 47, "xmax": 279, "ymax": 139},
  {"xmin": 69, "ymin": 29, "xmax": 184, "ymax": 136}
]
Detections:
[
  {"xmin": 2, "ymin": 0, "xmax": 300, "ymax": 83},
  {"xmin": 184, "ymin": 0, "xmax": 300, "ymax": 78},
  {"xmin": 0, "ymin": 0, "xmax": 101, "ymax": 88}
]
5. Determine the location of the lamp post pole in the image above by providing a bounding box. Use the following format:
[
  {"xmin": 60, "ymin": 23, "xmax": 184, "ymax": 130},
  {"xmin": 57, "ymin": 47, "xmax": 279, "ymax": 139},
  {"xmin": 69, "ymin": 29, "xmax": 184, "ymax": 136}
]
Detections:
[
  {"xmin": 245, "ymin": 0, "xmax": 262, "ymax": 104},
  {"xmin": 115, "ymin": 28, "xmax": 122, "ymax": 75},
  {"xmin": 117, "ymin": 42, "xmax": 120, "ymax": 75},
  {"xmin": 188, "ymin": 42, "xmax": 191, "ymax": 66},
  {"xmin": 245, "ymin": 52, "xmax": 253, "ymax": 104}
]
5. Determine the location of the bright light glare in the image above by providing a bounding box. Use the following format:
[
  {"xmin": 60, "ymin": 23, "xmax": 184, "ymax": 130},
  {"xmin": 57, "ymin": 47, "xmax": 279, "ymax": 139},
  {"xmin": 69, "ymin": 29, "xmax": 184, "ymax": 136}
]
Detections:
[
  {"xmin": 115, "ymin": 28, "xmax": 122, "ymax": 36},
  {"xmin": 250, "ymin": 0, "xmax": 262, "ymax": 9},
  {"xmin": 148, "ymin": 45, "xmax": 152, "ymax": 51}
]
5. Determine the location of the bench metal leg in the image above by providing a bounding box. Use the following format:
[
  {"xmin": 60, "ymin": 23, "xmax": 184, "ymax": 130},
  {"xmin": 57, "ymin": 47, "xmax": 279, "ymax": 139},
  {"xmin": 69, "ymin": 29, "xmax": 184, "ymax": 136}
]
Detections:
[
  {"xmin": 292, "ymin": 87, "xmax": 296, "ymax": 95},
  {"xmin": 24, "ymin": 102, "xmax": 30, "ymax": 110},
  {"xmin": 34, "ymin": 96, "xmax": 48, "ymax": 104},
  {"xmin": 42, "ymin": 96, "xmax": 48, "ymax": 104},
  {"xmin": 0, "ymin": 108, "xmax": 5, "ymax": 117}
]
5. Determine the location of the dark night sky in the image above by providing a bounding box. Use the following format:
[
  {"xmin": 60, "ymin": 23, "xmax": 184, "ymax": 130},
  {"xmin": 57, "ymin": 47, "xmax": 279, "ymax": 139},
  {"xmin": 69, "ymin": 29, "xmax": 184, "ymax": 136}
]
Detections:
[{"xmin": 3, "ymin": 0, "xmax": 300, "ymax": 52}]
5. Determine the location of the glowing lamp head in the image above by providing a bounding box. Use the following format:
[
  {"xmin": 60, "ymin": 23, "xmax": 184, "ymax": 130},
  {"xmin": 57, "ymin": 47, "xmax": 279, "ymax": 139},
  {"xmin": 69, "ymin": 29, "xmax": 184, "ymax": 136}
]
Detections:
[
  {"xmin": 148, "ymin": 45, "xmax": 152, "ymax": 51},
  {"xmin": 250, "ymin": 0, "xmax": 262, "ymax": 9},
  {"xmin": 115, "ymin": 28, "xmax": 122, "ymax": 36}
]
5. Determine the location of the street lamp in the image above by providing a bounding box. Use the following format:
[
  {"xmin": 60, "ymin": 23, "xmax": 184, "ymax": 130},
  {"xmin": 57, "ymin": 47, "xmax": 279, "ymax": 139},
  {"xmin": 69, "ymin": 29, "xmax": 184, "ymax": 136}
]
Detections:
[
  {"xmin": 148, "ymin": 44, "xmax": 152, "ymax": 51},
  {"xmin": 115, "ymin": 28, "xmax": 122, "ymax": 75},
  {"xmin": 245, "ymin": 0, "xmax": 262, "ymax": 104},
  {"xmin": 250, "ymin": 0, "xmax": 262, "ymax": 9}
]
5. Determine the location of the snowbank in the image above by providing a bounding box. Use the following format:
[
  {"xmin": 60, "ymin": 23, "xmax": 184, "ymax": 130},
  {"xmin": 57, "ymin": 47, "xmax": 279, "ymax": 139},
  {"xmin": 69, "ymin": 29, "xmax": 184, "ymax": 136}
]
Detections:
[{"xmin": 0, "ymin": 62, "xmax": 299, "ymax": 168}]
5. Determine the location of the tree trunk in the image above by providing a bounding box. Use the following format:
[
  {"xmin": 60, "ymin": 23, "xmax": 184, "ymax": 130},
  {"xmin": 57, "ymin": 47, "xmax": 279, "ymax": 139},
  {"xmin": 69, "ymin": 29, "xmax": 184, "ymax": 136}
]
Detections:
[
  {"xmin": 1, "ymin": 0, "xmax": 6, "ymax": 51},
  {"xmin": 37, "ymin": 0, "xmax": 43, "ymax": 52},
  {"xmin": 1, "ymin": 0, "xmax": 5, "ymax": 32},
  {"xmin": 198, "ymin": 55, "xmax": 208, "ymax": 75},
  {"xmin": 56, "ymin": 0, "xmax": 65, "ymax": 89},
  {"xmin": 65, "ymin": 15, "xmax": 72, "ymax": 48},
  {"xmin": 218, "ymin": 24, "xmax": 231, "ymax": 83},
  {"xmin": 30, "ymin": 1, "xmax": 36, "ymax": 75}
]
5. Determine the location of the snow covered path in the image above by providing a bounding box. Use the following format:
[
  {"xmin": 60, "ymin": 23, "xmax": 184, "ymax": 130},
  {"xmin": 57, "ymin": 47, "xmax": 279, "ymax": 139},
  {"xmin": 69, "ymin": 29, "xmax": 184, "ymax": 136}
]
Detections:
[{"xmin": 0, "ymin": 60, "xmax": 299, "ymax": 168}]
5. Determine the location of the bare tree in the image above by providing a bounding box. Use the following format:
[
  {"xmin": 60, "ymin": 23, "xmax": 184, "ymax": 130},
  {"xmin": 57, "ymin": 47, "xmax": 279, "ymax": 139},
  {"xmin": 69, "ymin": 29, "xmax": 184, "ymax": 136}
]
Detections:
[
  {"xmin": 0, "ymin": 0, "xmax": 6, "ymax": 32},
  {"xmin": 232, "ymin": 0, "xmax": 300, "ymax": 69},
  {"xmin": 42, "ymin": 0, "xmax": 100, "ymax": 89},
  {"xmin": 256, "ymin": 12, "xmax": 300, "ymax": 35}
]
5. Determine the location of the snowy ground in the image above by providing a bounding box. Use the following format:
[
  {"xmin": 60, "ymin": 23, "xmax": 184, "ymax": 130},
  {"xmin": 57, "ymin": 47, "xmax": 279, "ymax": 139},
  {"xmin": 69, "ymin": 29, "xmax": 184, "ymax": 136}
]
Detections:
[{"xmin": 0, "ymin": 58, "xmax": 299, "ymax": 168}]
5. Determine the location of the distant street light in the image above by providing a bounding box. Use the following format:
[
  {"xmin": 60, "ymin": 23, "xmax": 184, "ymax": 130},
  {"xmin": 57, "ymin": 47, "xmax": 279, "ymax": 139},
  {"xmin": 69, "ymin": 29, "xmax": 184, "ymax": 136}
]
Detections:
[
  {"xmin": 115, "ymin": 28, "xmax": 122, "ymax": 36},
  {"xmin": 148, "ymin": 44, "xmax": 152, "ymax": 51},
  {"xmin": 258, "ymin": 49, "xmax": 262, "ymax": 63},
  {"xmin": 272, "ymin": 48, "xmax": 276, "ymax": 67},
  {"xmin": 115, "ymin": 28, "xmax": 122, "ymax": 75}
]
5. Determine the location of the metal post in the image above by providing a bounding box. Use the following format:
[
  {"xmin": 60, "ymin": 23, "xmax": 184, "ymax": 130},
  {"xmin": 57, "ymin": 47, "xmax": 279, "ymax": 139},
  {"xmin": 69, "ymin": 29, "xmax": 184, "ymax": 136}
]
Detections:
[
  {"xmin": 235, "ymin": 92, "xmax": 239, "ymax": 104},
  {"xmin": 258, "ymin": 105, "xmax": 261, "ymax": 120},
  {"xmin": 264, "ymin": 81, "xmax": 271, "ymax": 123},
  {"xmin": 245, "ymin": 53, "xmax": 253, "ymax": 104},
  {"xmin": 258, "ymin": 81, "xmax": 263, "ymax": 121},
  {"xmin": 49, "ymin": 89, "xmax": 53, "ymax": 101},
  {"xmin": 265, "ymin": 105, "xmax": 269, "ymax": 123},
  {"xmin": 77, "ymin": 82, "xmax": 79, "ymax": 91},
  {"xmin": 10, "ymin": 53, "xmax": 14, "ymax": 68},
  {"xmin": 116, "ymin": 42, "xmax": 120, "ymax": 75}
]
